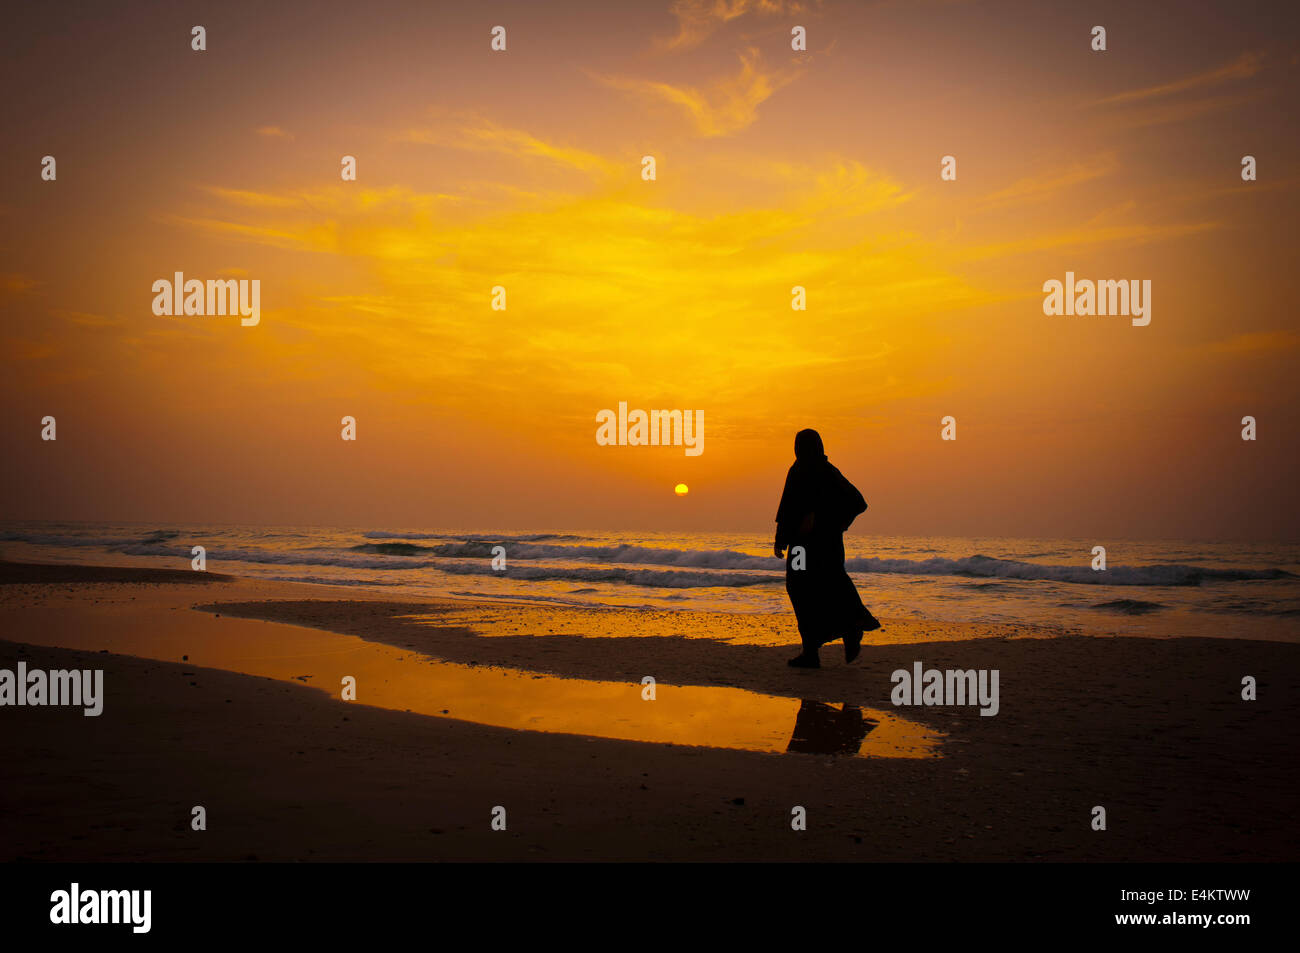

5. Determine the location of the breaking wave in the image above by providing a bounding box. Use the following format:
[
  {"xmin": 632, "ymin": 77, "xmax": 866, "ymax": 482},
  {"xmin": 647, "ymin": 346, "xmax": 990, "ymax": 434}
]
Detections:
[
  {"xmin": 1090, "ymin": 599, "xmax": 1166, "ymax": 615},
  {"xmin": 2, "ymin": 528, "xmax": 1292, "ymax": 591}
]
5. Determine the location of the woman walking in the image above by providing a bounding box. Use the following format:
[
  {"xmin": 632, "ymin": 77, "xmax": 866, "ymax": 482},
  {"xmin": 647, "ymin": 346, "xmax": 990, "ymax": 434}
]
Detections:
[{"xmin": 773, "ymin": 429, "xmax": 881, "ymax": 668}]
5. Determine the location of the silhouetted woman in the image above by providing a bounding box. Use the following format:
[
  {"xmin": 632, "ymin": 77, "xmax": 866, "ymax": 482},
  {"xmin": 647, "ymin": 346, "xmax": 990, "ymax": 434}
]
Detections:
[{"xmin": 773, "ymin": 429, "xmax": 880, "ymax": 668}]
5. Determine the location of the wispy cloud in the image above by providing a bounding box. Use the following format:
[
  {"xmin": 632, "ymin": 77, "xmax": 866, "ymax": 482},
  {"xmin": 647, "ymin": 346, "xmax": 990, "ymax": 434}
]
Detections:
[
  {"xmin": 165, "ymin": 214, "xmax": 336, "ymax": 253},
  {"xmin": 1083, "ymin": 52, "xmax": 1267, "ymax": 129},
  {"xmin": 960, "ymin": 220, "xmax": 1218, "ymax": 262},
  {"xmin": 1207, "ymin": 330, "xmax": 1300, "ymax": 355},
  {"xmin": 976, "ymin": 153, "xmax": 1118, "ymax": 210},
  {"xmin": 202, "ymin": 185, "xmax": 464, "ymax": 213},
  {"xmin": 49, "ymin": 309, "xmax": 125, "ymax": 328},
  {"xmin": 1101, "ymin": 91, "xmax": 1265, "ymax": 130},
  {"xmin": 1, "ymin": 273, "xmax": 39, "ymax": 295},
  {"xmin": 656, "ymin": 0, "xmax": 804, "ymax": 52},
  {"xmin": 162, "ymin": 146, "xmax": 980, "ymax": 420},
  {"xmin": 256, "ymin": 125, "xmax": 294, "ymax": 140},
  {"xmin": 1092, "ymin": 52, "xmax": 1263, "ymax": 107},
  {"xmin": 401, "ymin": 116, "xmax": 618, "ymax": 176},
  {"xmin": 598, "ymin": 48, "xmax": 800, "ymax": 136}
]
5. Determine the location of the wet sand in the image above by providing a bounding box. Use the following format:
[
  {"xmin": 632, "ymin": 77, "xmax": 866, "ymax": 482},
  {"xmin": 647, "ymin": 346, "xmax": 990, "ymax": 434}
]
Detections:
[{"xmin": 1, "ymin": 560, "xmax": 1297, "ymax": 861}]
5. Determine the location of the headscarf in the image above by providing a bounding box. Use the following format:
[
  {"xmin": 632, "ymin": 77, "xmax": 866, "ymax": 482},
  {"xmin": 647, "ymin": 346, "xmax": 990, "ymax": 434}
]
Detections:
[
  {"xmin": 793, "ymin": 428, "xmax": 826, "ymax": 464},
  {"xmin": 775, "ymin": 429, "xmax": 867, "ymax": 540}
]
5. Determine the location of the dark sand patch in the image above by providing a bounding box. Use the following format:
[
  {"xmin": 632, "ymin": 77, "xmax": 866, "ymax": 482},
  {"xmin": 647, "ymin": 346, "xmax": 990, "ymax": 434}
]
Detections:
[
  {"xmin": 0, "ymin": 560, "xmax": 233, "ymax": 585},
  {"xmin": 1, "ymin": 566, "xmax": 1297, "ymax": 861}
]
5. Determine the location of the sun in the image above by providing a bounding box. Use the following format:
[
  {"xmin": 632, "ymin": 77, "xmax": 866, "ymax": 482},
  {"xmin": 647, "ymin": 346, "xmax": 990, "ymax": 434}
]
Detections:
[{"xmin": 674, "ymin": 483, "xmax": 689, "ymax": 496}]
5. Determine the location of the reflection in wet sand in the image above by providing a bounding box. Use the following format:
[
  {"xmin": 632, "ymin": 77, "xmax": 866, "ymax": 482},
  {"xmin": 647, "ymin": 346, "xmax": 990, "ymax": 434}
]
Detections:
[
  {"xmin": 788, "ymin": 700, "xmax": 873, "ymax": 755},
  {"xmin": 784, "ymin": 700, "xmax": 934, "ymax": 757},
  {"xmin": 1, "ymin": 603, "xmax": 944, "ymax": 759}
]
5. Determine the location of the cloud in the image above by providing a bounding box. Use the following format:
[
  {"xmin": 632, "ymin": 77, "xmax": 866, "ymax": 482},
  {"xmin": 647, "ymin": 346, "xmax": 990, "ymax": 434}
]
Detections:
[
  {"xmin": 401, "ymin": 116, "xmax": 617, "ymax": 176},
  {"xmin": 256, "ymin": 125, "xmax": 294, "ymax": 140},
  {"xmin": 1092, "ymin": 52, "xmax": 1264, "ymax": 107},
  {"xmin": 164, "ymin": 213, "xmax": 339, "ymax": 253},
  {"xmin": 598, "ymin": 48, "xmax": 799, "ymax": 136},
  {"xmin": 1100, "ymin": 91, "xmax": 1265, "ymax": 131},
  {"xmin": 164, "ymin": 147, "xmax": 980, "ymax": 420},
  {"xmin": 1, "ymin": 273, "xmax": 39, "ymax": 295},
  {"xmin": 656, "ymin": 0, "xmax": 803, "ymax": 51},
  {"xmin": 1208, "ymin": 331, "xmax": 1300, "ymax": 355},
  {"xmin": 976, "ymin": 153, "xmax": 1118, "ymax": 210},
  {"xmin": 202, "ymin": 187, "xmax": 307, "ymax": 210},
  {"xmin": 48, "ymin": 309, "xmax": 125, "ymax": 329},
  {"xmin": 960, "ymin": 220, "xmax": 1218, "ymax": 262},
  {"xmin": 1081, "ymin": 52, "xmax": 1267, "ymax": 129},
  {"xmin": 202, "ymin": 185, "xmax": 463, "ymax": 214}
]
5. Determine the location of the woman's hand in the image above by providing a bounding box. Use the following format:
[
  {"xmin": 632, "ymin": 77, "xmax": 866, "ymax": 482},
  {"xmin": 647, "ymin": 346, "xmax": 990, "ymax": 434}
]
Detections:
[{"xmin": 773, "ymin": 541, "xmax": 785, "ymax": 558}]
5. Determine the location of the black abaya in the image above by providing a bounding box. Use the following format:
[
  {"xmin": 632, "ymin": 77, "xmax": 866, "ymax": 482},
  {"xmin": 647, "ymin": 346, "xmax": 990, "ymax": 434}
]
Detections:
[{"xmin": 774, "ymin": 430, "xmax": 876, "ymax": 652}]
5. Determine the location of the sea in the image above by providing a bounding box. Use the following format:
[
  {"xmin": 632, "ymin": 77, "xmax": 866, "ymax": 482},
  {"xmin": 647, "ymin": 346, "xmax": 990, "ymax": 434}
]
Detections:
[{"xmin": 2, "ymin": 522, "xmax": 1297, "ymax": 642}]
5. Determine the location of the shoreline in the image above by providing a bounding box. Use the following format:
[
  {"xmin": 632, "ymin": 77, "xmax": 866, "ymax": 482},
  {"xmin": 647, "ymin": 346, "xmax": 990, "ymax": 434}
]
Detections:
[
  {"xmin": 2, "ymin": 559, "xmax": 1298, "ymax": 861},
  {"xmin": 8, "ymin": 530, "xmax": 1296, "ymax": 646}
]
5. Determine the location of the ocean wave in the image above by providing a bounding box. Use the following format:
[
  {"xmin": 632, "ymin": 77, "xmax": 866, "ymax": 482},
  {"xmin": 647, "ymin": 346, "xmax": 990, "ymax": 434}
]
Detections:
[
  {"xmin": 1199, "ymin": 598, "xmax": 1300, "ymax": 617},
  {"xmin": 262, "ymin": 574, "xmax": 400, "ymax": 588},
  {"xmin": 1090, "ymin": 599, "xmax": 1166, "ymax": 615},
  {"xmin": 352, "ymin": 542, "xmax": 429, "ymax": 556},
  {"xmin": 110, "ymin": 543, "xmax": 449, "ymax": 570},
  {"xmin": 362, "ymin": 531, "xmax": 584, "ymax": 542},
  {"xmin": 0, "ymin": 530, "xmax": 171, "ymax": 548},
  {"xmin": 353, "ymin": 539, "xmax": 778, "ymax": 569},
  {"xmin": 73, "ymin": 542, "xmax": 779, "ymax": 589},
  {"xmin": 353, "ymin": 539, "xmax": 1291, "ymax": 587},
  {"xmin": 446, "ymin": 589, "xmax": 658, "ymax": 610},
  {"xmin": 5, "ymin": 528, "xmax": 1292, "ymax": 590},
  {"xmin": 842, "ymin": 554, "xmax": 1291, "ymax": 587},
  {"xmin": 433, "ymin": 561, "xmax": 781, "ymax": 589}
]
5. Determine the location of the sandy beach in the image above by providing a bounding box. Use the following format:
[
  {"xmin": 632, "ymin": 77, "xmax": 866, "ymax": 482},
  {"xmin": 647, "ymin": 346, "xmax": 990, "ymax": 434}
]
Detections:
[{"xmin": 1, "ymin": 559, "xmax": 1296, "ymax": 862}]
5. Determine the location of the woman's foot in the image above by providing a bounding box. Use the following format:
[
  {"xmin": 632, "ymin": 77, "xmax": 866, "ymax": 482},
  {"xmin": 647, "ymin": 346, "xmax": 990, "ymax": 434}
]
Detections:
[
  {"xmin": 787, "ymin": 651, "xmax": 820, "ymax": 668},
  {"xmin": 844, "ymin": 630, "xmax": 862, "ymax": 663}
]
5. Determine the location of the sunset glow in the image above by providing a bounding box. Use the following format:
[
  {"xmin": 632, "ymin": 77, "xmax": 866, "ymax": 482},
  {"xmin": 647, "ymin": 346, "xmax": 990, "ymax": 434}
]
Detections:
[{"xmin": 2, "ymin": 1, "xmax": 1297, "ymax": 539}]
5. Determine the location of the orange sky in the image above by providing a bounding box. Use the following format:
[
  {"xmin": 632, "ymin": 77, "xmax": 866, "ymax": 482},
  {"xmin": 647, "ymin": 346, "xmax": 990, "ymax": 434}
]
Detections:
[{"xmin": 2, "ymin": 0, "xmax": 1298, "ymax": 538}]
